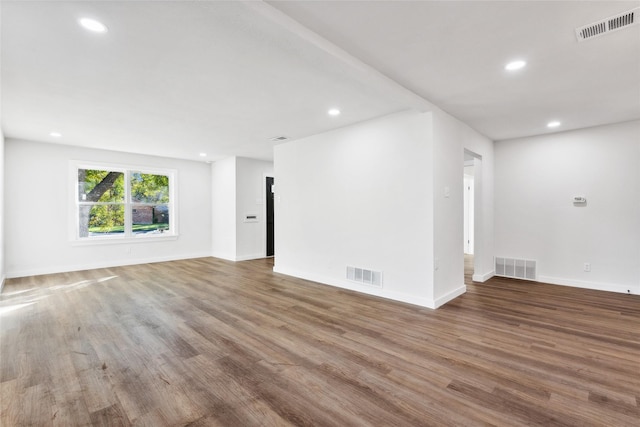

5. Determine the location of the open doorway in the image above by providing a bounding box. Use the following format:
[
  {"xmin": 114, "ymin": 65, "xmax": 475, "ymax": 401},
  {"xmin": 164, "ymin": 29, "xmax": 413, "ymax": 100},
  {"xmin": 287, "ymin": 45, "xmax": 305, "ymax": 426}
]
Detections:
[
  {"xmin": 265, "ymin": 176, "xmax": 275, "ymax": 257},
  {"xmin": 463, "ymin": 150, "xmax": 481, "ymax": 283}
]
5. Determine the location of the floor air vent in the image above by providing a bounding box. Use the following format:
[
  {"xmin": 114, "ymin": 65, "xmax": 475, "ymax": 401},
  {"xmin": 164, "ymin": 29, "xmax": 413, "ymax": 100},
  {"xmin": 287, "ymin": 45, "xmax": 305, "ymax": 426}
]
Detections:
[
  {"xmin": 495, "ymin": 257, "xmax": 536, "ymax": 281},
  {"xmin": 576, "ymin": 7, "xmax": 638, "ymax": 42},
  {"xmin": 347, "ymin": 266, "xmax": 382, "ymax": 287}
]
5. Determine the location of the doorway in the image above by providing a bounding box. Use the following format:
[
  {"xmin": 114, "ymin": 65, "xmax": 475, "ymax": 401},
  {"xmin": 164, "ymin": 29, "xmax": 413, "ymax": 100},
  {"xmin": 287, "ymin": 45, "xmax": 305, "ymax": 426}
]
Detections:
[
  {"xmin": 463, "ymin": 149, "xmax": 481, "ymax": 282},
  {"xmin": 265, "ymin": 176, "xmax": 275, "ymax": 257}
]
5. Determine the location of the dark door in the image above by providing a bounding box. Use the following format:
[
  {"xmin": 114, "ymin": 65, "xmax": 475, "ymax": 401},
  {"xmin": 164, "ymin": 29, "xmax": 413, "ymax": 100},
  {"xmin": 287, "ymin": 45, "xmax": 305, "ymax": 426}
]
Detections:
[{"xmin": 266, "ymin": 177, "xmax": 275, "ymax": 257}]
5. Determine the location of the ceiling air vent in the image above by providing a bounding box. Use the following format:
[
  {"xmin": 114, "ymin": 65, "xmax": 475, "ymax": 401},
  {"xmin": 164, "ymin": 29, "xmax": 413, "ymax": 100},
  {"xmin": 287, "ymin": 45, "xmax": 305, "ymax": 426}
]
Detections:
[
  {"xmin": 575, "ymin": 7, "xmax": 639, "ymax": 42},
  {"xmin": 270, "ymin": 136, "xmax": 289, "ymax": 142}
]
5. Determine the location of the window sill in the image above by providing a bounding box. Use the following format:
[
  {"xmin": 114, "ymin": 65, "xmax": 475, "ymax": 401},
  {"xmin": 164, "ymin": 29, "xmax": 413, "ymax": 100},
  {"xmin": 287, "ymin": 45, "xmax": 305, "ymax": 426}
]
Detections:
[{"xmin": 70, "ymin": 234, "xmax": 179, "ymax": 247}]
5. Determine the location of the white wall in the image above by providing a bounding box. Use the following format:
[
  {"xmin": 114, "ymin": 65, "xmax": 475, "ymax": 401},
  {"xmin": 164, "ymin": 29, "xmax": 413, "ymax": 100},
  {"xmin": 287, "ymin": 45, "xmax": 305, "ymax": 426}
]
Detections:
[
  {"xmin": 236, "ymin": 157, "xmax": 273, "ymax": 260},
  {"xmin": 211, "ymin": 157, "xmax": 237, "ymax": 260},
  {"xmin": 0, "ymin": 130, "xmax": 5, "ymax": 290},
  {"xmin": 274, "ymin": 110, "xmax": 494, "ymax": 308},
  {"xmin": 5, "ymin": 139, "xmax": 212, "ymax": 277},
  {"xmin": 431, "ymin": 109, "xmax": 494, "ymax": 304},
  {"xmin": 211, "ymin": 156, "xmax": 274, "ymax": 261},
  {"xmin": 495, "ymin": 120, "xmax": 640, "ymax": 294},
  {"xmin": 0, "ymin": 2, "xmax": 3, "ymax": 289},
  {"xmin": 274, "ymin": 112, "xmax": 437, "ymax": 307},
  {"xmin": 463, "ymin": 173, "xmax": 474, "ymax": 255}
]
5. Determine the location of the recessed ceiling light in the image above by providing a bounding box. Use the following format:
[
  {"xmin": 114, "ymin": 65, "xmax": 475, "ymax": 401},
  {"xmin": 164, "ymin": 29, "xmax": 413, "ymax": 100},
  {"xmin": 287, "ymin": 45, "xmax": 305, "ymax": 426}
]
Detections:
[
  {"xmin": 328, "ymin": 108, "xmax": 341, "ymax": 116},
  {"xmin": 547, "ymin": 121, "xmax": 561, "ymax": 128},
  {"xmin": 50, "ymin": 131, "xmax": 62, "ymax": 138},
  {"xmin": 79, "ymin": 18, "xmax": 108, "ymax": 33},
  {"xmin": 199, "ymin": 152, "xmax": 207, "ymax": 157},
  {"xmin": 505, "ymin": 60, "xmax": 526, "ymax": 71}
]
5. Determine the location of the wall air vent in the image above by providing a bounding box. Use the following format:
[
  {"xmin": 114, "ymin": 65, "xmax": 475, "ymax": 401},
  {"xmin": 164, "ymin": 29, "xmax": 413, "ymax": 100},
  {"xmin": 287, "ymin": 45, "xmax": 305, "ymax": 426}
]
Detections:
[
  {"xmin": 347, "ymin": 266, "xmax": 383, "ymax": 287},
  {"xmin": 495, "ymin": 257, "xmax": 536, "ymax": 281},
  {"xmin": 575, "ymin": 7, "xmax": 638, "ymax": 42},
  {"xmin": 270, "ymin": 136, "xmax": 289, "ymax": 142}
]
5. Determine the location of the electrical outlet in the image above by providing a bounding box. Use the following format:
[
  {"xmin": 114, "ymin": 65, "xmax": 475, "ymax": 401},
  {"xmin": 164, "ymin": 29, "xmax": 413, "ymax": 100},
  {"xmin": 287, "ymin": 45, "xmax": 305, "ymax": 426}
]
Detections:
[{"xmin": 583, "ymin": 263, "xmax": 591, "ymax": 272}]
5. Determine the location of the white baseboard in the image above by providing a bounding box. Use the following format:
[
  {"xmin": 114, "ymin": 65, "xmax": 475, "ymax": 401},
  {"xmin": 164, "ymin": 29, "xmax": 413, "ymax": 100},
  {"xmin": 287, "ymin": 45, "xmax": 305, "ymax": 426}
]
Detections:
[
  {"xmin": 235, "ymin": 253, "xmax": 268, "ymax": 261},
  {"xmin": 433, "ymin": 285, "xmax": 467, "ymax": 308},
  {"xmin": 211, "ymin": 252, "xmax": 237, "ymax": 262},
  {"xmin": 538, "ymin": 275, "xmax": 636, "ymax": 295},
  {"xmin": 472, "ymin": 270, "xmax": 495, "ymax": 283},
  {"xmin": 6, "ymin": 252, "xmax": 213, "ymax": 279},
  {"xmin": 211, "ymin": 253, "xmax": 269, "ymax": 262},
  {"xmin": 273, "ymin": 265, "xmax": 437, "ymax": 309}
]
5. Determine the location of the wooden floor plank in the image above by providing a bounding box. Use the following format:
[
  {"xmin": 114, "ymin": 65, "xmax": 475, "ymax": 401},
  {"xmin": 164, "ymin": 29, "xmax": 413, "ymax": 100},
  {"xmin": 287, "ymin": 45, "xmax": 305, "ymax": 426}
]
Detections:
[{"xmin": 1, "ymin": 255, "xmax": 639, "ymax": 426}]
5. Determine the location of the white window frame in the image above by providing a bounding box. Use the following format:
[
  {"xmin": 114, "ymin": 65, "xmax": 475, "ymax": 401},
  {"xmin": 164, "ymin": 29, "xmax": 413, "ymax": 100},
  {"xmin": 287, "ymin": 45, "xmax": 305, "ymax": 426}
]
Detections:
[{"xmin": 70, "ymin": 161, "xmax": 178, "ymax": 244}]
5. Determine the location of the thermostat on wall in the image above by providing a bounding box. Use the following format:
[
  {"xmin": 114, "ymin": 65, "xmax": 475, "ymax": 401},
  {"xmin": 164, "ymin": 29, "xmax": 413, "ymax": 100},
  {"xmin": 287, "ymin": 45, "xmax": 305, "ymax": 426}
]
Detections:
[{"xmin": 573, "ymin": 196, "xmax": 587, "ymax": 204}]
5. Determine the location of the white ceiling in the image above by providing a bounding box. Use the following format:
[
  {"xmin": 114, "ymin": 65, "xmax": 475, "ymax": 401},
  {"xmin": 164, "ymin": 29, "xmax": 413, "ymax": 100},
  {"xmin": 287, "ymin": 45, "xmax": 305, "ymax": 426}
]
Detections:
[
  {"xmin": 2, "ymin": 1, "xmax": 639, "ymax": 162},
  {"xmin": 271, "ymin": 0, "xmax": 640, "ymax": 141}
]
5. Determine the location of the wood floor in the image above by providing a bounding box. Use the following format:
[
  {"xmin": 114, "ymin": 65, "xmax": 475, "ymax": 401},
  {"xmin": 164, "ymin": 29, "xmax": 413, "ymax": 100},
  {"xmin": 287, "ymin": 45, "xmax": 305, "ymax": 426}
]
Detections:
[{"xmin": 1, "ymin": 256, "xmax": 638, "ymax": 426}]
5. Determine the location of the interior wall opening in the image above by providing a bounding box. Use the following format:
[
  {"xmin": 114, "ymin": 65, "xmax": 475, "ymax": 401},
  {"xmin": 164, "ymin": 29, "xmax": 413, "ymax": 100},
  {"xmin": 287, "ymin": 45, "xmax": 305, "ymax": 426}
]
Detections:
[
  {"xmin": 265, "ymin": 175, "xmax": 275, "ymax": 258},
  {"xmin": 463, "ymin": 149, "xmax": 482, "ymax": 283}
]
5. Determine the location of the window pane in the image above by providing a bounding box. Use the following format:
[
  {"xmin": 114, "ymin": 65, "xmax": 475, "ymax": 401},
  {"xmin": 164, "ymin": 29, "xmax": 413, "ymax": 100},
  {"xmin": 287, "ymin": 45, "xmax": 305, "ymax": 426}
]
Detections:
[
  {"xmin": 131, "ymin": 172, "xmax": 169, "ymax": 204},
  {"xmin": 78, "ymin": 169, "xmax": 124, "ymax": 202},
  {"xmin": 79, "ymin": 204, "xmax": 125, "ymax": 237},
  {"xmin": 132, "ymin": 204, "xmax": 170, "ymax": 234}
]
